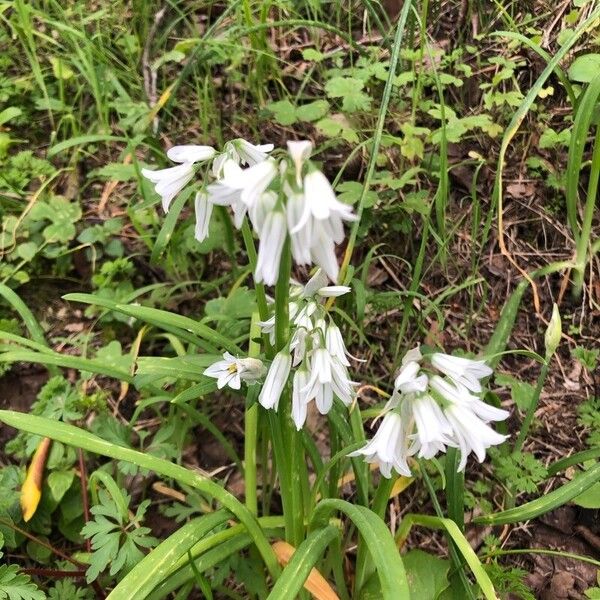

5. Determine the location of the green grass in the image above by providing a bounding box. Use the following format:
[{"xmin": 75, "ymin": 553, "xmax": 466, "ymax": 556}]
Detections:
[{"xmin": 0, "ymin": 0, "xmax": 599, "ymax": 598}]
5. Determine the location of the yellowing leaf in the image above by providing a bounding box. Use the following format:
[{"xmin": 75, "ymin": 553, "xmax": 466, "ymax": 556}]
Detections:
[
  {"xmin": 21, "ymin": 437, "xmax": 52, "ymax": 522},
  {"xmin": 272, "ymin": 540, "xmax": 339, "ymax": 600}
]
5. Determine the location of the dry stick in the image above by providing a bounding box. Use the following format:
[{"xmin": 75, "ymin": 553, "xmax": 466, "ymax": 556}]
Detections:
[
  {"xmin": 21, "ymin": 568, "xmax": 87, "ymax": 579},
  {"xmin": 0, "ymin": 518, "xmax": 84, "ymax": 568},
  {"xmin": 78, "ymin": 449, "xmax": 91, "ymax": 553},
  {"xmin": 77, "ymin": 449, "xmax": 107, "ymax": 600}
]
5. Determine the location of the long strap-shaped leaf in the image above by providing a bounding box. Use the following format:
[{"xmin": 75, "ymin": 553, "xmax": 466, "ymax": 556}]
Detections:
[
  {"xmin": 395, "ymin": 515, "xmax": 495, "ymax": 600},
  {"xmin": 0, "ymin": 411, "xmax": 280, "ymax": 579},
  {"xmin": 64, "ymin": 292, "xmax": 210, "ymax": 350},
  {"xmin": 0, "ymin": 350, "xmax": 134, "ymax": 383},
  {"xmin": 64, "ymin": 293, "xmax": 240, "ymax": 354},
  {"xmin": 108, "ymin": 511, "xmax": 231, "ymax": 599},
  {"xmin": 310, "ymin": 499, "xmax": 410, "ymax": 599},
  {"xmin": 149, "ymin": 534, "xmax": 253, "ymax": 600},
  {"xmin": 268, "ymin": 527, "xmax": 340, "ymax": 600},
  {"xmin": 474, "ymin": 463, "xmax": 600, "ymax": 526}
]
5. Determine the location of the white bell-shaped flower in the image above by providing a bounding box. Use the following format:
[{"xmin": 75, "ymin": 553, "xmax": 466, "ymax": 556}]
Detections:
[{"xmin": 204, "ymin": 352, "xmax": 266, "ymax": 390}]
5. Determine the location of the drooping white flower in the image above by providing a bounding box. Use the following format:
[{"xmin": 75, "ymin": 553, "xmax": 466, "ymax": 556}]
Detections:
[
  {"xmin": 287, "ymin": 140, "xmax": 313, "ymax": 185},
  {"xmin": 204, "ymin": 352, "xmax": 266, "ymax": 390},
  {"xmin": 309, "ymin": 220, "xmax": 344, "ymax": 282},
  {"xmin": 142, "ymin": 145, "xmax": 215, "ymax": 212},
  {"xmin": 444, "ymin": 403, "xmax": 508, "ymax": 471},
  {"xmin": 429, "ymin": 375, "xmax": 509, "ymax": 422},
  {"xmin": 431, "ymin": 353, "xmax": 493, "ymax": 393},
  {"xmin": 212, "ymin": 139, "xmax": 273, "ymax": 179},
  {"xmin": 235, "ymin": 139, "xmax": 274, "ymax": 167},
  {"xmin": 259, "ymin": 350, "xmax": 292, "ymax": 410},
  {"xmin": 429, "ymin": 375, "xmax": 509, "ymax": 470},
  {"xmin": 348, "ymin": 411, "xmax": 413, "ymax": 478},
  {"xmin": 255, "ymin": 209, "xmax": 287, "ymax": 285},
  {"xmin": 227, "ymin": 159, "xmax": 278, "ymax": 209},
  {"xmin": 325, "ymin": 323, "xmax": 351, "ymax": 367},
  {"xmin": 302, "ymin": 347, "xmax": 355, "ymax": 413},
  {"xmin": 284, "ymin": 167, "xmax": 356, "ymax": 282},
  {"xmin": 194, "ymin": 191, "xmax": 213, "ymax": 242},
  {"xmin": 394, "ymin": 361, "xmax": 428, "ymax": 394},
  {"xmin": 291, "ymin": 367, "xmax": 310, "ymax": 430},
  {"xmin": 317, "ymin": 285, "xmax": 351, "ymax": 297},
  {"xmin": 410, "ymin": 394, "xmax": 454, "ymax": 459}
]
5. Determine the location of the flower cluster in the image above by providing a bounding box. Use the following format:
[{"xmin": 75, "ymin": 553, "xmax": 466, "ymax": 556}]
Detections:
[
  {"xmin": 258, "ymin": 270, "xmax": 356, "ymax": 429},
  {"xmin": 142, "ymin": 138, "xmax": 355, "ymax": 285},
  {"xmin": 350, "ymin": 348, "xmax": 509, "ymax": 477}
]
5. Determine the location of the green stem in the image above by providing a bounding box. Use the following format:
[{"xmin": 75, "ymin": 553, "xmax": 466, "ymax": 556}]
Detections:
[
  {"xmin": 241, "ymin": 219, "xmax": 270, "ymax": 323},
  {"xmin": 445, "ymin": 448, "xmax": 464, "ymax": 533},
  {"xmin": 513, "ymin": 361, "xmax": 551, "ymax": 454},
  {"xmin": 573, "ymin": 125, "xmax": 600, "ymax": 297},
  {"xmin": 244, "ymin": 313, "xmax": 262, "ymax": 516},
  {"xmin": 421, "ymin": 463, "xmax": 475, "ymax": 600},
  {"xmin": 337, "ymin": 0, "xmax": 412, "ymax": 284}
]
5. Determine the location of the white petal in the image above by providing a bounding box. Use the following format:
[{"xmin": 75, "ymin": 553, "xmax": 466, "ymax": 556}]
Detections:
[
  {"xmin": 167, "ymin": 145, "xmax": 215, "ymax": 163},
  {"xmin": 194, "ymin": 192, "xmax": 213, "ymax": 242}
]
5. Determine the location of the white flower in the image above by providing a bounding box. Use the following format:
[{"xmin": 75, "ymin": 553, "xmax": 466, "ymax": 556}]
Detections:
[
  {"xmin": 235, "ymin": 139, "xmax": 274, "ymax": 166},
  {"xmin": 429, "ymin": 375, "xmax": 509, "ymax": 470},
  {"xmin": 292, "ymin": 368, "xmax": 310, "ymax": 430},
  {"xmin": 431, "ymin": 353, "xmax": 493, "ymax": 393},
  {"xmin": 287, "ymin": 140, "xmax": 313, "ymax": 185},
  {"xmin": 212, "ymin": 140, "xmax": 273, "ymax": 179},
  {"xmin": 402, "ymin": 345, "xmax": 422, "ymax": 365},
  {"xmin": 226, "ymin": 159, "xmax": 277, "ymax": 208},
  {"xmin": 444, "ymin": 403, "xmax": 508, "ymax": 471},
  {"xmin": 429, "ymin": 375, "xmax": 508, "ymax": 421},
  {"xmin": 142, "ymin": 145, "xmax": 215, "ymax": 212},
  {"xmin": 302, "ymin": 347, "xmax": 355, "ymax": 413},
  {"xmin": 394, "ymin": 361, "xmax": 428, "ymax": 394},
  {"xmin": 301, "ymin": 269, "xmax": 329, "ymax": 298},
  {"xmin": 287, "ymin": 188, "xmax": 313, "ymax": 265},
  {"xmin": 325, "ymin": 323, "xmax": 350, "ymax": 367},
  {"xmin": 294, "ymin": 170, "xmax": 356, "ymax": 228},
  {"xmin": 284, "ymin": 168, "xmax": 356, "ymax": 282},
  {"xmin": 348, "ymin": 411, "xmax": 413, "ymax": 478},
  {"xmin": 204, "ymin": 352, "xmax": 266, "ymax": 390},
  {"xmin": 410, "ymin": 394, "xmax": 453, "ymax": 459},
  {"xmin": 194, "ymin": 191, "xmax": 213, "ymax": 242},
  {"xmin": 317, "ymin": 285, "xmax": 351, "ymax": 297},
  {"xmin": 259, "ymin": 351, "xmax": 292, "ymax": 410},
  {"xmin": 255, "ymin": 209, "xmax": 287, "ymax": 285},
  {"xmin": 309, "ymin": 219, "xmax": 343, "ymax": 282}
]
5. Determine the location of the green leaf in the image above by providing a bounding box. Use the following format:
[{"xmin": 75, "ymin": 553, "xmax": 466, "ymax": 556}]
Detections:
[
  {"xmin": 296, "ymin": 100, "xmax": 330, "ymax": 122},
  {"xmin": 266, "ymin": 100, "xmax": 297, "ymax": 126},
  {"xmin": 336, "ymin": 181, "xmax": 378, "ymax": 207},
  {"xmin": 404, "ymin": 550, "xmax": 450, "ymax": 599},
  {"xmin": 0, "ymin": 107, "xmax": 22, "ymax": 127},
  {"xmin": 301, "ymin": 48, "xmax": 324, "ymax": 62},
  {"xmin": 325, "ymin": 76, "xmax": 372, "ymax": 112},
  {"xmin": 572, "ymin": 481, "xmax": 600, "ymax": 508},
  {"xmin": 15, "ymin": 243, "xmax": 37, "ymax": 262},
  {"xmin": 0, "ymin": 560, "xmax": 45, "ymax": 600},
  {"xmin": 46, "ymin": 470, "xmax": 75, "ymax": 505},
  {"xmin": 107, "ymin": 511, "xmax": 230, "ymax": 599},
  {"xmin": 310, "ymin": 499, "xmax": 409, "ymax": 599},
  {"xmin": 495, "ymin": 373, "xmax": 535, "ymax": 411},
  {"xmin": 568, "ymin": 53, "xmax": 600, "ymax": 82},
  {"xmin": 268, "ymin": 526, "xmax": 339, "ymax": 600}
]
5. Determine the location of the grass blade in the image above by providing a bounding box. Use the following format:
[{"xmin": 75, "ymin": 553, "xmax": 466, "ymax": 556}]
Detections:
[{"xmin": 474, "ymin": 463, "xmax": 600, "ymax": 525}]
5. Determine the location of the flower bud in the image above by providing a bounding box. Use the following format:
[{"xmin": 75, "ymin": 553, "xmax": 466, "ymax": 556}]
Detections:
[{"xmin": 544, "ymin": 303, "xmax": 561, "ymax": 359}]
